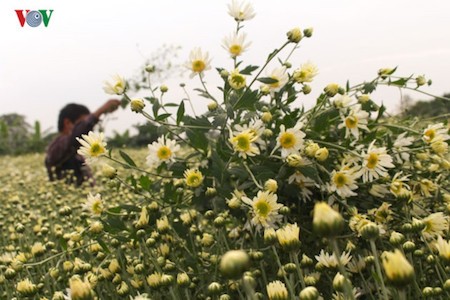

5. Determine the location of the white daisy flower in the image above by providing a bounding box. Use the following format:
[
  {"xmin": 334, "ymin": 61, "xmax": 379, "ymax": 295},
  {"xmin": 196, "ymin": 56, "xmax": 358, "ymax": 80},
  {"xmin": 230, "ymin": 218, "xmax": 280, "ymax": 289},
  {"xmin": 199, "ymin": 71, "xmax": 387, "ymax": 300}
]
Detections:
[
  {"xmin": 229, "ymin": 129, "xmax": 260, "ymax": 159},
  {"xmin": 332, "ymin": 94, "xmax": 353, "ymax": 109},
  {"xmin": 288, "ymin": 171, "xmax": 316, "ymax": 201},
  {"xmin": 82, "ymin": 193, "xmax": 104, "ymax": 217},
  {"xmin": 369, "ymin": 183, "xmax": 390, "ymax": 198},
  {"xmin": 315, "ymin": 249, "xmax": 352, "ymax": 269},
  {"xmin": 103, "ymin": 74, "xmax": 126, "ymax": 95},
  {"xmin": 393, "ymin": 132, "xmax": 414, "ymax": 163},
  {"xmin": 185, "ymin": 48, "xmax": 211, "ymax": 78},
  {"xmin": 234, "ymin": 119, "xmax": 265, "ymax": 146},
  {"xmin": 76, "ymin": 131, "xmax": 107, "ymax": 164},
  {"xmin": 242, "ymin": 191, "xmax": 283, "ymax": 230},
  {"xmin": 276, "ymin": 123, "xmax": 306, "ymax": 158},
  {"xmin": 264, "ymin": 67, "xmax": 289, "ymax": 93},
  {"xmin": 227, "ymin": 0, "xmax": 256, "ymax": 21},
  {"xmin": 146, "ymin": 136, "xmax": 180, "ymax": 168},
  {"xmin": 434, "ymin": 235, "xmax": 450, "ymax": 263},
  {"xmin": 293, "ymin": 61, "xmax": 319, "ymax": 83},
  {"xmin": 222, "ymin": 32, "xmax": 251, "ymax": 58},
  {"xmin": 338, "ymin": 105, "xmax": 369, "ymax": 139},
  {"xmin": 422, "ymin": 212, "xmax": 448, "ymax": 240},
  {"xmin": 328, "ymin": 168, "xmax": 359, "ymax": 198},
  {"xmin": 359, "ymin": 141, "xmax": 395, "ymax": 183},
  {"xmin": 423, "ymin": 123, "xmax": 450, "ymax": 144}
]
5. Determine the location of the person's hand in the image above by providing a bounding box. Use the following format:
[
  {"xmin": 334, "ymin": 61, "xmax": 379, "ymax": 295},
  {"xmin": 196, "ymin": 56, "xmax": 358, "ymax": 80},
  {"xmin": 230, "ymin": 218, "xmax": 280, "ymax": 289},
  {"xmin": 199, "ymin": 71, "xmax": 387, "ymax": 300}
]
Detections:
[{"xmin": 94, "ymin": 99, "xmax": 121, "ymax": 118}]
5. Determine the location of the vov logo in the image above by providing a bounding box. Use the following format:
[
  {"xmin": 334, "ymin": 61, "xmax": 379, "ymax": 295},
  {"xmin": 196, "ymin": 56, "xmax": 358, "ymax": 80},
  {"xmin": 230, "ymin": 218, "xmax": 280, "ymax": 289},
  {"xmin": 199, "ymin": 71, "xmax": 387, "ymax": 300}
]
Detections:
[{"xmin": 15, "ymin": 10, "xmax": 54, "ymax": 27}]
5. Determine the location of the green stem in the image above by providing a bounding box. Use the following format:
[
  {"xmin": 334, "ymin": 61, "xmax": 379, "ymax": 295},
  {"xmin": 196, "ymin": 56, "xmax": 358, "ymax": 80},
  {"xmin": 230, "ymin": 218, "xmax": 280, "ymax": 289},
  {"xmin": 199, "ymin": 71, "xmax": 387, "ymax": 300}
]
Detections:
[
  {"xmin": 330, "ymin": 238, "xmax": 355, "ymax": 300},
  {"xmin": 232, "ymin": 42, "xmax": 290, "ymax": 110},
  {"xmin": 291, "ymin": 252, "xmax": 306, "ymax": 289},
  {"xmin": 271, "ymin": 246, "xmax": 296, "ymax": 298},
  {"xmin": 369, "ymin": 240, "xmax": 389, "ymax": 300},
  {"xmin": 243, "ymin": 162, "xmax": 263, "ymax": 189},
  {"xmin": 398, "ymin": 289, "xmax": 407, "ymax": 300}
]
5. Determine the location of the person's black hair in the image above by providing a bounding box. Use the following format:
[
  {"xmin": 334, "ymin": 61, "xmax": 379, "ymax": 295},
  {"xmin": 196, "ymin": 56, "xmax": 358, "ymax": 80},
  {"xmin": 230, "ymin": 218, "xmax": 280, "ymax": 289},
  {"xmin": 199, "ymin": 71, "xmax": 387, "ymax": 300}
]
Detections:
[{"xmin": 58, "ymin": 103, "xmax": 90, "ymax": 132}]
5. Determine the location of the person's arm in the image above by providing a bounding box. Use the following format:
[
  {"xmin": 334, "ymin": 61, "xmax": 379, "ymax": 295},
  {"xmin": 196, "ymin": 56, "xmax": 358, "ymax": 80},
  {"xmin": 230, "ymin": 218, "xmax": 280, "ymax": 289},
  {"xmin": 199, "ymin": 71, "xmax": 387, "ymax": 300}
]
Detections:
[{"xmin": 70, "ymin": 99, "xmax": 121, "ymax": 146}]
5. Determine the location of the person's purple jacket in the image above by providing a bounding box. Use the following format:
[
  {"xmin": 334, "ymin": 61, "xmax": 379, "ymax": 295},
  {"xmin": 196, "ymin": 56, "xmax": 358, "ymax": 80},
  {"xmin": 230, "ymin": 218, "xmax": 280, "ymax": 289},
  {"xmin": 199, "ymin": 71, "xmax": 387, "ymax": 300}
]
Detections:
[{"xmin": 45, "ymin": 114, "xmax": 98, "ymax": 185}]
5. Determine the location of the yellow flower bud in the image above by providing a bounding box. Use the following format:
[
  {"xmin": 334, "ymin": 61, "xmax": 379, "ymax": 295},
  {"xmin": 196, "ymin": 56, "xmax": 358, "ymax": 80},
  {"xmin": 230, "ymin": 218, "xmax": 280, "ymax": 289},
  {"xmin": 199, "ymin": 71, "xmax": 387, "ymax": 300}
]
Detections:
[
  {"xmin": 160, "ymin": 85, "xmax": 169, "ymax": 93},
  {"xmin": 261, "ymin": 112, "xmax": 273, "ymax": 123},
  {"xmin": 382, "ymin": 249, "xmax": 414, "ymax": 286},
  {"xmin": 264, "ymin": 179, "xmax": 278, "ymax": 193},
  {"xmin": 313, "ymin": 202, "xmax": 344, "ymax": 237},
  {"xmin": 130, "ymin": 98, "xmax": 145, "ymax": 113},
  {"xmin": 287, "ymin": 27, "xmax": 302, "ymax": 43},
  {"xmin": 315, "ymin": 147, "xmax": 329, "ymax": 161},
  {"xmin": 220, "ymin": 250, "xmax": 250, "ymax": 279}
]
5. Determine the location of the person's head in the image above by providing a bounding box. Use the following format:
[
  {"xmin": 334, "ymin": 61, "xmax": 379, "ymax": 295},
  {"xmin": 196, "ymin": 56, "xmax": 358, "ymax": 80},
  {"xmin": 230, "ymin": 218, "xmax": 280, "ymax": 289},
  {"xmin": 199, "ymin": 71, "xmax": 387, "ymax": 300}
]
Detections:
[{"xmin": 58, "ymin": 103, "xmax": 90, "ymax": 133}]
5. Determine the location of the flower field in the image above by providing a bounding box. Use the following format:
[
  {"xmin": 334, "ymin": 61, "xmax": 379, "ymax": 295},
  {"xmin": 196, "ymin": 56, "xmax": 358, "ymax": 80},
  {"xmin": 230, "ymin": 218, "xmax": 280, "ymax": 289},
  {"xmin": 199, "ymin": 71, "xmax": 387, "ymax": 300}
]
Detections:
[{"xmin": 2, "ymin": 1, "xmax": 450, "ymax": 299}]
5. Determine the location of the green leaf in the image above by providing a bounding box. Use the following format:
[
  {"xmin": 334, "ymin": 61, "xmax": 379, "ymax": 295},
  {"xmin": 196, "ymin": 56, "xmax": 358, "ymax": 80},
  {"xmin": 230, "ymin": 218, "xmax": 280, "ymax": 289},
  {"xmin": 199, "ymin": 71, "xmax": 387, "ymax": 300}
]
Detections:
[
  {"xmin": 119, "ymin": 150, "xmax": 137, "ymax": 167},
  {"xmin": 228, "ymin": 167, "xmax": 248, "ymax": 180},
  {"xmin": 240, "ymin": 65, "xmax": 259, "ymax": 75},
  {"xmin": 362, "ymin": 82, "xmax": 377, "ymax": 94},
  {"xmin": 266, "ymin": 48, "xmax": 278, "ymax": 61},
  {"xmin": 59, "ymin": 237, "xmax": 67, "ymax": 251},
  {"xmin": 375, "ymin": 104, "xmax": 386, "ymax": 122},
  {"xmin": 177, "ymin": 101, "xmax": 185, "ymax": 125},
  {"xmin": 389, "ymin": 75, "xmax": 412, "ymax": 87},
  {"xmin": 163, "ymin": 103, "xmax": 179, "ymax": 107},
  {"xmin": 108, "ymin": 206, "xmax": 122, "ymax": 214},
  {"xmin": 155, "ymin": 113, "xmax": 171, "ymax": 121},
  {"xmin": 139, "ymin": 175, "xmax": 151, "ymax": 191},
  {"xmin": 152, "ymin": 99, "xmax": 160, "ymax": 118},
  {"xmin": 257, "ymin": 77, "xmax": 278, "ymax": 84},
  {"xmin": 298, "ymin": 165, "xmax": 319, "ymax": 181},
  {"xmin": 105, "ymin": 216, "xmax": 128, "ymax": 232},
  {"xmin": 96, "ymin": 238, "xmax": 110, "ymax": 253},
  {"xmin": 186, "ymin": 129, "xmax": 208, "ymax": 152},
  {"xmin": 389, "ymin": 78, "xmax": 408, "ymax": 87},
  {"xmin": 234, "ymin": 89, "xmax": 259, "ymax": 110},
  {"xmin": 119, "ymin": 204, "xmax": 141, "ymax": 212}
]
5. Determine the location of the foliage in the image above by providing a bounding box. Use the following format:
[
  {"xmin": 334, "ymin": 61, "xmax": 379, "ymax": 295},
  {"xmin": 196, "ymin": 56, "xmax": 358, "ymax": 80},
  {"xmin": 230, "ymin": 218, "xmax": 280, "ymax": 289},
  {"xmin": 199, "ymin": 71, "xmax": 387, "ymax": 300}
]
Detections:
[{"xmin": 1, "ymin": 2, "xmax": 450, "ymax": 300}]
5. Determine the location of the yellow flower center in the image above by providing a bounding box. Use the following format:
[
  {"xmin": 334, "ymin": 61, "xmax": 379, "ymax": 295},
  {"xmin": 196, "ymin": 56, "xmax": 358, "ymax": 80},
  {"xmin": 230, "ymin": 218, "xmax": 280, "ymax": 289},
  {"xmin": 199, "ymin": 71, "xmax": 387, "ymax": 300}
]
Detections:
[
  {"xmin": 185, "ymin": 171, "xmax": 203, "ymax": 187},
  {"xmin": 114, "ymin": 81, "xmax": 124, "ymax": 92},
  {"xmin": 230, "ymin": 74, "xmax": 245, "ymax": 86},
  {"xmin": 333, "ymin": 172, "xmax": 347, "ymax": 187},
  {"xmin": 229, "ymin": 44, "xmax": 242, "ymax": 56},
  {"xmin": 345, "ymin": 116, "xmax": 358, "ymax": 129},
  {"xmin": 280, "ymin": 132, "xmax": 296, "ymax": 149},
  {"xmin": 157, "ymin": 146, "xmax": 172, "ymax": 160},
  {"xmin": 367, "ymin": 153, "xmax": 379, "ymax": 169},
  {"xmin": 192, "ymin": 60, "xmax": 206, "ymax": 73},
  {"xmin": 90, "ymin": 143, "xmax": 105, "ymax": 156},
  {"xmin": 235, "ymin": 134, "xmax": 251, "ymax": 151},
  {"xmin": 254, "ymin": 199, "xmax": 270, "ymax": 218},
  {"xmin": 424, "ymin": 129, "xmax": 436, "ymax": 142},
  {"xmin": 92, "ymin": 200, "xmax": 102, "ymax": 215}
]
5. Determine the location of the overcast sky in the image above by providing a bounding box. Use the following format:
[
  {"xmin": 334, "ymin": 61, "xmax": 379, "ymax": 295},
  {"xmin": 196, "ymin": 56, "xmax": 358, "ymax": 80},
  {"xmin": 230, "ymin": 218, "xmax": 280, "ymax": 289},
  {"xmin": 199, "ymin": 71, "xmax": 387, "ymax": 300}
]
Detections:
[{"xmin": 1, "ymin": 0, "xmax": 450, "ymax": 136}]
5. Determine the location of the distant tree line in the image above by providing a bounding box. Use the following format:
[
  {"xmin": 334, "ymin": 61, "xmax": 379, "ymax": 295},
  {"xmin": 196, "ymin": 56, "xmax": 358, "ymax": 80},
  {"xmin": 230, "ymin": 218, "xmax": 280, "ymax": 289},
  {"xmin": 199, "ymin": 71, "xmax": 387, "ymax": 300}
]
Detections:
[
  {"xmin": 0, "ymin": 113, "xmax": 55, "ymax": 155},
  {"xmin": 400, "ymin": 93, "xmax": 450, "ymax": 118}
]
